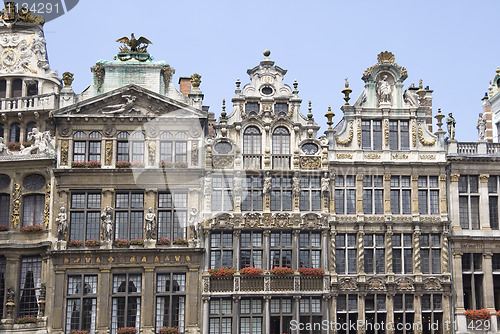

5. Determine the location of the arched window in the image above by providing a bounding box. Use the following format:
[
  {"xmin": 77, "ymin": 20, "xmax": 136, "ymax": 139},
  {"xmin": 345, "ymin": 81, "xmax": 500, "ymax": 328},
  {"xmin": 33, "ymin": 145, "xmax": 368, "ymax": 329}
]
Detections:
[
  {"xmin": 272, "ymin": 127, "xmax": 290, "ymax": 155},
  {"xmin": 131, "ymin": 132, "xmax": 145, "ymax": 162},
  {"xmin": 9, "ymin": 123, "xmax": 20, "ymax": 143},
  {"xmin": 117, "ymin": 132, "xmax": 130, "ymax": 162},
  {"xmin": 25, "ymin": 122, "xmax": 36, "ymax": 141},
  {"xmin": 243, "ymin": 126, "xmax": 261, "ymax": 154},
  {"xmin": 160, "ymin": 131, "xmax": 187, "ymax": 163}
]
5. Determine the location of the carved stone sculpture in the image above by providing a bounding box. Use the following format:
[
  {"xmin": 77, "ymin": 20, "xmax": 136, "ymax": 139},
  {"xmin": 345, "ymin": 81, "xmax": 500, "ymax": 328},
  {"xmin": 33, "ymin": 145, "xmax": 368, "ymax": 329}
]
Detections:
[
  {"xmin": 189, "ymin": 208, "xmax": 200, "ymax": 246},
  {"xmin": 101, "ymin": 206, "xmax": 114, "ymax": 241},
  {"xmin": 377, "ymin": 74, "xmax": 392, "ymax": 104},
  {"xmin": 100, "ymin": 95, "xmax": 139, "ymax": 114},
  {"xmin": 56, "ymin": 206, "xmax": 67, "ymax": 241},
  {"xmin": 477, "ymin": 112, "xmax": 486, "ymax": 141},
  {"xmin": 22, "ymin": 128, "xmax": 54, "ymax": 155},
  {"xmin": 144, "ymin": 207, "xmax": 156, "ymax": 240},
  {"xmin": 446, "ymin": 113, "xmax": 456, "ymax": 140},
  {"xmin": 263, "ymin": 171, "xmax": 271, "ymax": 195},
  {"xmin": 0, "ymin": 137, "xmax": 11, "ymax": 155},
  {"xmin": 321, "ymin": 172, "xmax": 330, "ymax": 193}
]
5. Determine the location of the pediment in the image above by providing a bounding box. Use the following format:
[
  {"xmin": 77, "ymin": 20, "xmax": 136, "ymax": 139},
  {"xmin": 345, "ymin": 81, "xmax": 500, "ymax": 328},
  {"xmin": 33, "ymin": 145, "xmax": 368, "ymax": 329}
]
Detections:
[{"xmin": 54, "ymin": 84, "xmax": 206, "ymax": 119}]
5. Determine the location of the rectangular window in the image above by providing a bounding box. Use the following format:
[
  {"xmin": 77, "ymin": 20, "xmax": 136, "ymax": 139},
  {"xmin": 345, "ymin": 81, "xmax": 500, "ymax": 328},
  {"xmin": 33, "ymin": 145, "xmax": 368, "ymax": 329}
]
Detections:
[
  {"xmin": 69, "ymin": 192, "xmax": 101, "ymax": 241},
  {"xmin": 365, "ymin": 294, "xmax": 386, "ymax": 334},
  {"xmin": 156, "ymin": 273, "xmax": 186, "ymax": 333},
  {"xmin": 418, "ymin": 176, "xmax": 439, "ymax": 215},
  {"xmin": 299, "ymin": 232, "xmax": 321, "ymax": 268},
  {"xmin": 209, "ymin": 298, "xmax": 233, "ymax": 334},
  {"xmin": 117, "ymin": 141, "xmax": 129, "ymax": 162},
  {"xmin": 211, "ymin": 232, "xmax": 233, "ymax": 269},
  {"xmin": 364, "ymin": 234, "xmax": 385, "ymax": 274},
  {"xmin": 300, "ymin": 175, "xmax": 321, "ymax": 211},
  {"xmin": 240, "ymin": 299, "xmax": 263, "ymax": 334},
  {"xmin": 422, "ymin": 294, "xmax": 442, "ymax": 334},
  {"xmin": 270, "ymin": 298, "xmax": 293, "ymax": 334},
  {"xmin": 245, "ymin": 103, "xmax": 259, "ymax": 114},
  {"xmin": 299, "ymin": 298, "xmax": 322, "ymax": 334},
  {"xmin": 270, "ymin": 176, "xmax": 292, "ymax": 211},
  {"xmin": 115, "ymin": 192, "xmax": 144, "ymax": 240},
  {"xmin": 462, "ymin": 253, "xmax": 483, "ymax": 310},
  {"xmin": 394, "ymin": 294, "xmax": 414, "ymax": 334},
  {"xmin": 489, "ymin": 176, "xmax": 500, "ymax": 230},
  {"xmin": 131, "ymin": 141, "xmax": 144, "ymax": 162},
  {"xmin": 270, "ymin": 232, "xmax": 292, "ymax": 269},
  {"xmin": 459, "ymin": 175, "xmax": 480, "ymax": 229},
  {"xmin": 242, "ymin": 176, "xmax": 262, "ymax": 211},
  {"xmin": 362, "ymin": 120, "xmax": 382, "ymax": 150},
  {"xmin": 336, "ymin": 234, "xmax": 357, "ymax": 274},
  {"xmin": 158, "ymin": 192, "xmax": 187, "ymax": 240},
  {"xmin": 65, "ymin": 275, "xmax": 98, "ymax": 333},
  {"xmin": 212, "ymin": 176, "xmax": 233, "ymax": 212},
  {"xmin": 0, "ymin": 194, "xmax": 10, "ymax": 226},
  {"xmin": 390, "ymin": 176, "xmax": 411, "ymax": 214},
  {"xmin": 19, "ymin": 256, "xmax": 42, "ymax": 317},
  {"xmin": 111, "ymin": 274, "xmax": 141, "ymax": 334},
  {"xmin": 73, "ymin": 141, "xmax": 101, "ymax": 162},
  {"xmin": 22, "ymin": 194, "xmax": 45, "ymax": 227},
  {"xmin": 240, "ymin": 232, "xmax": 263, "ymax": 269},
  {"xmin": 420, "ymin": 234, "xmax": 441, "ymax": 274},
  {"xmin": 337, "ymin": 294, "xmax": 358, "ymax": 334},
  {"xmin": 335, "ymin": 175, "xmax": 356, "ymax": 214},
  {"xmin": 392, "ymin": 234, "xmax": 413, "ymax": 274},
  {"xmin": 274, "ymin": 103, "xmax": 288, "ymax": 115},
  {"xmin": 389, "ymin": 120, "xmax": 410, "ymax": 150},
  {"xmin": 363, "ymin": 176, "xmax": 384, "ymax": 214}
]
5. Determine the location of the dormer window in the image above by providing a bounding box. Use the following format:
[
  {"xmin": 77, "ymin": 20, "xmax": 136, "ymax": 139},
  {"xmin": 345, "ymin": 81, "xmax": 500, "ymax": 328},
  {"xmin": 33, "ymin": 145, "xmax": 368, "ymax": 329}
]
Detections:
[
  {"xmin": 245, "ymin": 103, "xmax": 259, "ymax": 114},
  {"xmin": 274, "ymin": 103, "xmax": 288, "ymax": 116},
  {"xmin": 362, "ymin": 120, "xmax": 382, "ymax": 150},
  {"xmin": 389, "ymin": 120, "xmax": 410, "ymax": 150}
]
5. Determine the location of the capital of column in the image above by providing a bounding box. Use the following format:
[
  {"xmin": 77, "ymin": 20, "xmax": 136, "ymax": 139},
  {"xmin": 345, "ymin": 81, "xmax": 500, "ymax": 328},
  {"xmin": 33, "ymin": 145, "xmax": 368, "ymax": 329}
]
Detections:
[{"xmin": 480, "ymin": 174, "xmax": 490, "ymax": 183}]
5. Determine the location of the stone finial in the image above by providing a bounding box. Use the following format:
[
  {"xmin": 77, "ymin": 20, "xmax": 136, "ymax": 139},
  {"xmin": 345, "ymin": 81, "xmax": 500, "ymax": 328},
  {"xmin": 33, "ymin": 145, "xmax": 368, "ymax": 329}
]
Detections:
[
  {"xmin": 221, "ymin": 99, "xmax": 227, "ymax": 118},
  {"xmin": 191, "ymin": 73, "xmax": 201, "ymax": 90},
  {"xmin": 235, "ymin": 78, "xmax": 241, "ymax": 90},
  {"xmin": 307, "ymin": 101, "xmax": 313, "ymax": 120},
  {"xmin": 263, "ymin": 49, "xmax": 271, "ymax": 59},
  {"xmin": 293, "ymin": 80, "xmax": 299, "ymax": 94},
  {"xmin": 62, "ymin": 72, "xmax": 74, "ymax": 87},
  {"xmin": 325, "ymin": 106, "xmax": 335, "ymax": 129},
  {"xmin": 342, "ymin": 78, "xmax": 352, "ymax": 105},
  {"xmin": 434, "ymin": 108, "xmax": 445, "ymax": 133},
  {"xmin": 416, "ymin": 79, "xmax": 426, "ymax": 102}
]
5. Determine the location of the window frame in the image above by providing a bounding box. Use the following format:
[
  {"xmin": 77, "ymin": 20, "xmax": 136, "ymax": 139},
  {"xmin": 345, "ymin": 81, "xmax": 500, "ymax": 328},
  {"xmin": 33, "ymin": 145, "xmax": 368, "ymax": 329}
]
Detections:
[
  {"xmin": 69, "ymin": 191, "xmax": 102, "ymax": 241},
  {"xmin": 157, "ymin": 191, "xmax": 187, "ymax": 240},
  {"xmin": 114, "ymin": 191, "xmax": 144, "ymax": 240},
  {"xmin": 65, "ymin": 274, "xmax": 98, "ymax": 333},
  {"xmin": 155, "ymin": 272, "xmax": 186, "ymax": 333},
  {"xmin": 111, "ymin": 273, "xmax": 142, "ymax": 334}
]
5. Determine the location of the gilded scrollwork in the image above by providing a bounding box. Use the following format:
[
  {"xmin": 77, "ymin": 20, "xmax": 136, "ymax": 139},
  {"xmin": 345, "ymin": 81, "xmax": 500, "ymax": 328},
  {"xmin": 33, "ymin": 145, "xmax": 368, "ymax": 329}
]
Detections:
[
  {"xmin": 337, "ymin": 154, "xmax": 353, "ymax": 159},
  {"xmin": 336, "ymin": 121, "xmax": 353, "ymax": 146},
  {"xmin": 384, "ymin": 119, "xmax": 389, "ymax": 146},
  {"xmin": 60, "ymin": 140, "xmax": 69, "ymax": 166},
  {"xmin": 300, "ymin": 156, "xmax": 321, "ymax": 169},
  {"xmin": 44, "ymin": 182, "xmax": 50, "ymax": 227},
  {"xmin": 105, "ymin": 141, "xmax": 112, "ymax": 165},
  {"xmin": 212, "ymin": 156, "xmax": 234, "ymax": 169},
  {"xmin": 11, "ymin": 183, "xmax": 21, "ymax": 228},
  {"xmin": 93, "ymin": 64, "xmax": 105, "ymax": 92},
  {"xmin": 418, "ymin": 122, "xmax": 436, "ymax": 146},
  {"xmin": 412, "ymin": 120, "xmax": 417, "ymax": 148}
]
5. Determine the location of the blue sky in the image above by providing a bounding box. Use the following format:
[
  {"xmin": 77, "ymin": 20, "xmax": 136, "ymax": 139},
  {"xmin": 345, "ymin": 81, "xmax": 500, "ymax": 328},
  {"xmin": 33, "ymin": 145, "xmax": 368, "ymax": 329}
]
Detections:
[{"xmin": 44, "ymin": 0, "xmax": 500, "ymax": 142}]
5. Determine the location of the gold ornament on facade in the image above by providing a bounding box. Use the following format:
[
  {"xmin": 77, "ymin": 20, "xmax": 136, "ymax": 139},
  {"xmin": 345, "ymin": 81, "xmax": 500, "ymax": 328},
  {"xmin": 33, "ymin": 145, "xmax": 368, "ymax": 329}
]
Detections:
[
  {"xmin": 412, "ymin": 120, "xmax": 417, "ymax": 147},
  {"xmin": 337, "ymin": 154, "xmax": 352, "ymax": 159},
  {"xmin": 11, "ymin": 183, "xmax": 21, "ymax": 228},
  {"xmin": 363, "ymin": 51, "xmax": 407, "ymax": 77},
  {"xmin": 420, "ymin": 154, "xmax": 436, "ymax": 160},
  {"xmin": 357, "ymin": 119, "xmax": 362, "ymax": 147},
  {"xmin": 116, "ymin": 33, "xmax": 152, "ymax": 53},
  {"xmin": 93, "ymin": 64, "xmax": 105, "ymax": 92},
  {"xmin": 377, "ymin": 51, "xmax": 395, "ymax": 64},
  {"xmin": 450, "ymin": 174, "xmax": 460, "ymax": 182},
  {"xmin": 44, "ymin": 183, "xmax": 50, "ymax": 227},
  {"xmin": 62, "ymin": 72, "xmax": 74, "ymax": 87},
  {"xmin": 2, "ymin": 2, "xmax": 45, "ymax": 24},
  {"xmin": 300, "ymin": 156, "xmax": 321, "ymax": 169},
  {"xmin": 418, "ymin": 123, "xmax": 436, "ymax": 146},
  {"xmin": 365, "ymin": 154, "xmax": 381, "ymax": 159},
  {"xmin": 384, "ymin": 119, "xmax": 389, "ymax": 146},
  {"xmin": 325, "ymin": 106, "xmax": 335, "ymax": 129},
  {"xmin": 191, "ymin": 73, "xmax": 202, "ymax": 90},
  {"xmin": 479, "ymin": 174, "xmax": 490, "ymax": 183},
  {"xmin": 392, "ymin": 154, "xmax": 408, "ymax": 159},
  {"xmin": 439, "ymin": 174, "xmax": 447, "ymax": 181},
  {"xmin": 342, "ymin": 79, "xmax": 352, "ymax": 105},
  {"xmin": 162, "ymin": 65, "xmax": 174, "ymax": 93},
  {"xmin": 336, "ymin": 121, "xmax": 353, "ymax": 145},
  {"xmin": 60, "ymin": 140, "xmax": 69, "ymax": 166},
  {"xmin": 105, "ymin": 141, "xmax": 113, "ymax": 165}
]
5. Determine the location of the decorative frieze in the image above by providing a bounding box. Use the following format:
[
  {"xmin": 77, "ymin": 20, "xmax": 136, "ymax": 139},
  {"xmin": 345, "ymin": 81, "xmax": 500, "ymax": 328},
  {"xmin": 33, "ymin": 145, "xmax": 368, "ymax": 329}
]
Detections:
[
  {"xmin": 60, "ymin": 140, "xmax": 69, "ymax": 166},
  {"xmin": 300, "ymin": 156, "xmax": 321, "ymax": 169},
  {"xmin": 337, "ymin": 154, "xmax": 353, "ymax": 159}
]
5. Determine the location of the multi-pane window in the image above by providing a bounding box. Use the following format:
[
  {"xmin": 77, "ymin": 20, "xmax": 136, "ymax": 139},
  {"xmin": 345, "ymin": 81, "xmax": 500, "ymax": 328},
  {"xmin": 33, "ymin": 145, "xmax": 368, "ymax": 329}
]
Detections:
[
  {"xmin": 25, "ymin": 122, "xmax": 36, "ymax": 141},
  {"xmin": 336, "ymin": 234, "xmax": 357, "ymax": 274},
  {"xmin": 337, "ymin": 294, "xmax": 358, "ymax": 334},
  {"xmin": 240, "ymin": 299, "xmax": 263, "ymax": 334},
  {"xmin": 241, "ymin": 176, "xmax": 262, "ymax": 211},
  {"xmin": 394, "ymin": 294, "xmax": 414, "ymax": 334},
  {"xmin": 0, "ymin": 257, "xmax": 4, "ymax": 318},
  {"xmin": 210, "ymin": 232, "xmax": 233, "ymax": 269},
  {"xmin": 245, "ymin": 103, "xmax": 259, "ymax": 114},
  {"xmin": 158, "ymin": 192, "xmax": 187, "ymax": 240},
  {"xmin": 240, "ymin": 232, "xmax": 263, "ymax": 269},
  {"xmin": 299, "ymin": 232, "xmax": 321, "ymax": 268},
  {"xmin": 9, "ymin": 122, "xmax": 20, "ymax": 143},
  {"xmin": 0, "ymin": 193, "xmax": 9, "ymax": 226},
  {"xmin": 362, "ymin": 120, "xmax": 382, "ymax": 150},
  {"xmin": 494, "ymin": 254, "xmax": 500, "ymax": 311},
  {"xmin": 72, "ymin": 131, "xmax": 102, "ymax": 162},
  {"xmin": 300, "ymin": 176, "xmax": 321, "ymax": 211},
  {"xmin": 389, "ymin": 120, "xmax": 410, "ymax": 150},
  {"xmin": 270, "ymin": 298, "xmax": 292, "ymax": 334},
  {"xmin": 243, "ymin": 127, "xmax": 262, "ymax": 169},
  {"xmin": 116, "ymin": 131, "xmax": 145, "ymax": 163},
  {"xmin": 488, "ymin": 176, "xmax": 500, "ymax": 229},
  {"xmin": 391, "ymin": 176, "xmax": 411, "ymax": 214},
  {"xmin": 22, "ymin": 194, "xmax": 44, "ymax": 227},
  {"xmin": 272, "ymin": 127, "xmax": 290, "ymax": 169},
  {"xmin": 130, "ymin": 132, "xmax": 145, "ymax": 162},
  {"xmin": 116, "ymin": 131, "xmax": 130, "ymax": 162},
  {"xmin": 19, "ymin": 256, "xmax": 42, "ymax": 317},
  {"xmin": 421, "ymin": 294, "xmax": 442, "ymax": 334},
  {"xmin": 211, "ymin": 176, "xmax": 233, "ymax": 212},
  {"xmin": 111, "ymin": 274, "xmax": 141, "ymax": 334},
  {"xmin": 363, "ymin": 176, "xmax": 383, "ymax": 214},
  {"xmin": 159, "ymin": 131, "xmax": 188, "ymax": 163},
  {"xmin": 209, "ymin": 298, "xmax": 233, "ymax": 334},
  {"xmin": 459, "ymin": 175, "xmax": 480, "ymax": 229},
  {"xmin": 69, "ymin": 192, "xmax": 101, "ymax": 241},
  {"xmin": 65, "ymin": 275, "xmax": 98, "ymax": 334},
  {"xmin": 462, "ymin": 253, "xmax": 484, "ymax": 310},
  {"xmin": 335, "ymin": 175, "xmax": 356, "ymax": 214},
  {"xmin": 392, "ymin": 234, "xmax": 413, "ymax": 274},
  {"xmin": 365, "ymin": 294, "xmax": 386, "ymax": 334},
  {"xmin": 271, "ymin": 176, "xmax": 292, "ymax": 211},
  {"xmin": 418, "ymin": 176, "xmax": 439, "ymax": 215},
  {"xmin": 156, "ymin": 273, "xmax": 186, "ymax": 333},
  {"xmin": 115, "ymin": 192, "xmax": 144, "ymax": 240},
  {"xmin": 274, "ymin": 103, "xmax": 288, "ymax": 116},
  {"xmin": 270, "ymin": 232, "xmax": 292, "ymax": 268},
  {"xmin": 299, "ymin": 298, "xmax": 322, "ymax": 334},
  {"xmin": 420, "ymin": 234, "xmax": 441, "ymax": 274},
  {"xmin": 364, "ymin": 234, "xmax": 385, "ymax": 274}
]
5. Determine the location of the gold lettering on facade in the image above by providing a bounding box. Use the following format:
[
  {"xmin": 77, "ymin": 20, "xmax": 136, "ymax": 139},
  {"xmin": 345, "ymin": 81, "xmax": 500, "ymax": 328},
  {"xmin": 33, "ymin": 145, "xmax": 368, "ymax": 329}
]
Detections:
[
  {"xmin": 130, "ymin": 256, "xmax": 136, "ymax": 262},
  {"xmin": 108, "ymin": 257, "xmax": 114, "ymax": 263},
  {"xmin": 141, "ymin": 257, "xmax": 147, "ymax": 262},
  {"xmin": 186, "ymin": 256, "xmax": 191, "ymax": 262},
  {"xmin": 64, "ymin": 258, "xmax": 70, "ymax": 264},
  {"xmin": 85, "ymin": 257, "xmax": 91, "ymax": 263},
  {"xmin": 175, "ymin": 256, "xmax": 180, "ymax": 262}
]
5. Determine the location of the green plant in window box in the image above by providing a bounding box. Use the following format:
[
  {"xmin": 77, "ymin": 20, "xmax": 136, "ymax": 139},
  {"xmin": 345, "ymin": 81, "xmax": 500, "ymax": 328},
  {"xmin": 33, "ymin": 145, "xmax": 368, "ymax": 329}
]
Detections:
[
  {"xmin": 159, "ymin": 327, "xmax": 179, "ymax": 334},
  {"xmin": 0, "ymin": 225, "xmax": 8, "ymax": 231},
  {"xmin": 239, "ymin": 267, "xmax": 264, "ymax": 276},
  {"xmin": 116, "ymin": 161, "xmax": 131, "ymax": 168},
  {"xmin": 270, "ymin": 267, "xmax": 294, "ymax": 275},
  {"xmin": 69, "ymin": 330, "xmax": 90, "ymax": 334},
  {"xmin": 15, "ymin": 316, "xmax": 37, "ymax": 324},
  {"xmin": 86, "ymin": 160, "xmax": 101, "ymax": 168},
  {"xmin": 298, "ymin": 267, "xmax": 325, "ymax": 277},
  {"xmin": 113, "ymin": 239, "xmax": 130, "ymax": 248},
  {"xmin": 157, "ymin": 237, "xmax": 171, "ymax": 245},
  {"xmin": 22, "ymin": 141, "xmax": 32, "ymax": 148},
  {"xmin": 7, "ymin": 142, "xmax": 20, "ymax": 151},
  {"xmin": 117, "ymin": 328, "xmax": 137, "ymax": 334},
  {"xmin": 20, "ymin": 224, "xmax": 44, "ymax": 232},
  {"xmin": 130, "ymin": 238, "xmax": 144, "ymax": 246},
  {"xmin": 84, "ymin": 239, "xmax": 100, "ymax": 247},
  {"xmin": 160, "ymin": 160, "xmax": 173, "ymax": 168},
  {"xmin": 172, "ymin": 238, "xmax": 188, "ymax": 245},
  {"xmin": 71, "ymin": 161, "xmax": 86, "ymax": 168},
  {"xmin": 208, "ymin": 267, "xmax": 236, "ymax": 277},
  {"xmin": 67, "ymin": 240, "xmax": 83, "ymax": 248},
  {"xmin": 174, "ymin": 161, "xmax": 188, "ymax": 168},
  {"xmin": 130, "ymin": 160, "xmax": 145, "ymax": 168}
]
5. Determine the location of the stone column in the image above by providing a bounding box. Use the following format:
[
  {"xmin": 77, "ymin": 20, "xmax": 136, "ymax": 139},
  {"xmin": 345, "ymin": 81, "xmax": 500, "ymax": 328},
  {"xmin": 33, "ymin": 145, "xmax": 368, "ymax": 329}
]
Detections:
[
  {"xmin": 414, "ymin": 293, "xmax": 423, "ymax": 334},
  {"xmin": 5, "ymin": 79, "xmax": 11, "ymax": 98},
  {"xmin": 292, "ymin": 230, "xmax": 300, "ymax": 270},
  {"xmin": 233, "ymin": 230, "xmax": 241, "ymax": 270},
  {"xmin": 357, "ymin": 230, "xmax": 365, "ymax": 275},
  {"xmin": 204, "ymin": 230, "xmax": 211, "ymax": 271},
  {"xmin": 322, "ymin": 230, "xmax": 329, "ymax": 270},
  {"xmin": 384, "ymin": 174, "xmax": 392, "ymax": 215},
  {"xmin": 323, "ymin": 295, "xmax": 331, "ymax": 333},
  {"xmin": 449, "ymin": 174, "xmax": 461, "ymax": 230},
  {"xmin": 356, "ymin": 174, "xmax": 364, "ymax": 215},
  {"xmin": 413, "ymin": 230, "xmax": 422, "ymax": 278},
  {"xmin": 386, "ymin": 229, "xmax": 393, "ymax": 275},
  {"xmin": 233, "ymin": 296, "xmax": 240, "ymax": 333},
  {"xmin": 4, "ymin": 254, "xmax": 20, "ymax": 320},
  {"xmin": 411, "ymin": 174, "xmax": 419, "ymax": 215},
  {"xmin": 386, "ymin": 294, "xmax": 395, "ymax": 334},
  {"xmin": 187, "ymin": 266, "xmax": 201, "ymax": 333},
  {"xmin": 330, "ymin": 293, "xmax": 338, "ymax": 334},
  {"xmin": 293, "ymin": 296, "xmax": 301, "ymax": 334},
  {"xmin": 442, "ymin": 294, "xmax": 454, "ymax": 334},
  {"xmin": 97, "ymin": 268, "xmax": 111, "ymax": 332},
  {"xmin": 439, "ymin": 174, "xmax": 448, "ymax": 216},
  {"xmin": 264, "ymin": 296, "xmax": 271, "ymax": 334},
  {"xmin": 479, "ymin": 174, "xmax": 491, "ymax": 230},
  {"xmin": 482, "ymin": 253, "xmax": 495, "ymax": 310},
  {"xmin": 358, "ymin": 293, "xmax": 366, "ymax": 334},
  {"xmin": 141, "ymin": 267, "xmax": 155, "ymax": 334},
  {"xmin": 202, "ymin": 297, "xmax": 210, "ymax": 334},
  {"xmin": 263, "ymin": 230, "xmax": 270, "ymax": 271},
  {"xmin": 452, "ymin": 252, "xmax": 466, "ymax": 333},
  {"xmin": 330, "ymin": 230, "xmax": 337, "ymax": 274}
]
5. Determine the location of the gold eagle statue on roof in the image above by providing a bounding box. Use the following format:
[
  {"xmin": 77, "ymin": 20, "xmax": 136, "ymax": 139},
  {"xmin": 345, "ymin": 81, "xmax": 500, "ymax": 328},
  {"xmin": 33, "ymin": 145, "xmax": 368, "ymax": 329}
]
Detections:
[{"xmin": 116, "ymin": 33, "xmax": 153, "ymax": 53}]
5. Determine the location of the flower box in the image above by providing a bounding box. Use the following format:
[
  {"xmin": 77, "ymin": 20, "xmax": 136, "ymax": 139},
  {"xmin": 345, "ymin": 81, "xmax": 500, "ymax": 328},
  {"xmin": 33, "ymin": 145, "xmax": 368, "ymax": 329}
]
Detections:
[
  {"xmin": 208, "ymin": 267, "xmax": 236, "ymax": 277},
  {"xmin": 174, "ymin": 161, "xmax": 188, "ymax": 168},
  {"xmin": 159, "ymin": 326, "xmax": 179, "ymax": 334},
  {"xmin": 465, "ymin": 309, "xmax": 491, "ymax": 320},
  {"xmin": 130, "ymin": 238, "xmax": 144, "ymax": 246},
  {"xmin": 157, "ymin": 237, "xmax": 171, "ymax": 245},
  {"xmin": 20, "ymin": 224, "xmax": 44, "ymax": 232},
  {"xmin": 172, "ymin": 238, "xmax": 188, "ymax": 246},
  {"xmin": 113, "ymin": 239, "xmax": 130, "ymax": 248},
  {"xmin": 85, "ymin": 239, "xmax": 100, "ymax": 247},
  {"xmin": 71, "ymin": 161, "xmax": 87, "ymax": 168},
  {"xmin": 67, "ymin": 240, "xmax": 83, "ymax": 248},
  {"xmin": 86, "ymin": 160, "xmax": 101, "ymax": 168},
  {"xmin": 496, "ymin": 310, "xmax": 500, "ymax": 318},
  {"xmin": 240, "ymin": 267, "xmax": 264, "ymax": 276},
  {"xmin": 160, "ymin": 160, "xmax": 173, "ymax": 168},
  {"xmin": 270, "ymin": 267, "xmax": 294, "ymax": 275},
  {"xmin": 70, "ymin": 330, "xmax": 90, "ymax": 334},
  {"xmin": 22, "ymin": 141, "xmax": 32, "ymax": 148},
  {"xmin": 131, "ymin": 160, "xmax": 145, "ymax": 168},
  {"xmin": 116, "ymin": 161, "xmax": 131, "ymax": 168},
  {"xmin": 15, "ymin": 315, "xmax": 37, "ymax": 324},
  {"xmin": 298, "ymin": 267, "xmax": 325, "ymax": 277},
  {"xmin": 117, "ymin": 328, "xmax": 137, "ymax": 334},
  {"xmin": 8, "ymin": 142, "xmax": 20, "ymax": 151},
  {"xmin": 0, "ymin": 225, "xmax": 8, "ymax": 231}
]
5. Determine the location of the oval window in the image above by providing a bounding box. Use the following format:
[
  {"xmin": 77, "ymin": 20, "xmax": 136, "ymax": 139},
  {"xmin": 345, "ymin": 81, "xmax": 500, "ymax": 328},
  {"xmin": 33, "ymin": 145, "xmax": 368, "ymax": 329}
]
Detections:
[
  {"xmin": 23, "ymin": 174, "xmax": 46, "ymax": 191},
  {"xmin": 261, "ymin": 86, "xmax": 273, "ymax": 96},
  {"xmin": 302, "ymin": 143, "xmax": 319, "ymax": 155},
  {"xmin": 214, "ymin": 142, "xmax": 232, "ymax": 154}
]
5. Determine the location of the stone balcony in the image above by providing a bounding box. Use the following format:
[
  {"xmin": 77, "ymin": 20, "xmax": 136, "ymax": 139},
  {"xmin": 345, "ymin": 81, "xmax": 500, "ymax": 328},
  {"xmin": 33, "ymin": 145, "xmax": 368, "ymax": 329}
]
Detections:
[
  {"xmin": 448, "ymin": 141, "xmax": 500, "ymax": 156},
  {"xmin": 0, "ymin": 93, "xmax": 58, "ymax": 112}
]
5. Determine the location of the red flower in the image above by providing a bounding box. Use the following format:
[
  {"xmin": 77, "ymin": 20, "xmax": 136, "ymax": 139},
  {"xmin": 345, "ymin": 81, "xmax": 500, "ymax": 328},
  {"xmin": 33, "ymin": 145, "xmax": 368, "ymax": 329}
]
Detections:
[
  {"xmin": 239, "ymin": 267, "xmax": 264, "ymax": 276},
  {"xmin": 208, "ymin": 267, "xmax": 236, "ymax": 277},
  {"xmin": 298, "ymin": 267, "xmax": 325, "ymax": 277}
]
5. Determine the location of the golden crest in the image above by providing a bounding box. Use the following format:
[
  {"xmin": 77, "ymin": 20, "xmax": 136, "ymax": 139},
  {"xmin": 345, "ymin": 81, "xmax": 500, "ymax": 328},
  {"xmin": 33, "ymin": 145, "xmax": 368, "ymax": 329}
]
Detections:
[{"xmin": 377, "ymin": 51, "xmax": 395, "ymax": 64}]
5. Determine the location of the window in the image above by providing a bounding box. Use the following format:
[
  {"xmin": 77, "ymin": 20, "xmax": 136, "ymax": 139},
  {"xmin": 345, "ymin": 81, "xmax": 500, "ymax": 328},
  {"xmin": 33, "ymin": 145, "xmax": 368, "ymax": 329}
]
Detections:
[
  {"xmin": 159, "ymin": 131, "xmax": 188, "ymax": 163},
  {"xmin": 421, "ymin": 294, "xmax": 442, "ymax": 334},
  {"xmin": 242, "ymin": 176, "xmax": 262, "ymax": 211},
  {"xmin": 211, "ymin": 232, "xmax": 233, "ymax": 269},
  {"xmin": 394, "ymin": 294, "xmax": 414, "ymax": 334},
  {"xmin": 274, "ymin": 103, "xmax": 288, "ymax": 116},
  {"xmin": 391, "ymin": 176, "xmax": 411, "ymax": 214},
  {"xmin": 111, "ymin": 274, "xmax": 141, "ymax": 334},
  {"xmin": 494, "ymin": 254, "xmax": 500, "ymax": 311},
  {"xmin": 156, "ymin": 273, "xmax": 186, "ymax": 333},
  {"xmin": 300, "ymin": 176, "xmax": 321, "ymax": 211},
  {"xmin": 271, "ymin": 176, "xmax": 292, "ymax": 211},
  {"xmin": 363, "ymin": 176, "xmax": 384, "ymax": 214},
  {"xmin": 299, "ymin": 298, "xmax": 322, "ymax": 334},
  {"xmin": 459, "ymin": 175, "xmax": 480, "ymax": 229},
  {"xmin": 336, "ymin": 234, "xmax": 357, "ymax": 274},
  {"xmin": 270, "ymin": 232, "xmax": 292, "ymax": 268},
  {"xmin": 9, "ymin": 122, "xmax": 20, "ymax": 143},
  {"xmin": 25, "ymin": 122, "xmax": 36, "ymax": 141},
  {"xmin": 240, "ymin": 232, "xmax": 263, "ymax": 269},
  {"xmin": 462, "ymin": 253, "xmax": 483, "ymax": 310},
  {"xmin": 19, "ymin": 256, "xmax": 42, "ymax": 317},
  {"xmin": 22, "ymin": 194, "xmax": 44, "ymax": 227},
  {"xmin": 362, "ymin": 120, "xmax": 382, "ymax": 150},
  {"xmin": 116, "ymin": 131, "xmax": 130, "ymax": 162},
  {"xmin": 365, "ymin": 294, "xmax": 386, "ymax": 334},
  {"xmin": 392, "ymin": 234, "xmax": 413, "ymax": 274},
  {"xmin": 12, "ymin": 79, "xmax": 22, "ymax": 98},
  {"xmin": 240, "ymin": 299, "xmax": 263, "ymax": 334},
  {"xmin": 72, "ymin": 131, "xmax": 102, "ymax": 163},
  {"xmin": 335, "ymin": 175, "xmax": 356, "ymax": 214},
  {"xmin": 272, "ymin": 127, "xmax": 290, "ymax": 169},
  {"xmin": 299, "ymin": 232, "xmax": 321, "ymax": 268},
  {"xmin": 158, "ymin": 192, "xmax": 187, "ymax": 240},
  {"xmin": 131, "ymin": 131, "xmax": 145, "ymax": 162},
  {"xmin": 489, "ymin": 176, "xmax": 500, "ymax": 229},
  {"xmin": 270, "ymin": 298, "xmax": 292, "ymax": 334},
  {"xmin": 0, "ymin": 193, "xmax": 9, "ymax": 226},
  {"xmin": 418, "ymin": 176, "xmax": 439, "ymax": 215},
  {"xmin": 0, "ymin": 79, "xmax": 5, "ymax": 98},
  {"xmin": 420, "ymin": 234, "xmax": 441, "ymax": 274},
  {"xmin": 337, "ymin": 294, "xmax": 358, "ymax": 334},
  {"xmin": 245, "ymin": 103, "xmax": 259, "ymax": 114},
  {"xmin": 69, "ymin": 192, "xmax": 101, "ymax": 241},
  {"xmin": 364, "ymin": 234, "xmax": 385, "ymax": 274},
  {"xmin": 389, "ymin": 120, "xmax": 410, "ymax": 150},
  {"xmin": 211, "ymin": 176, "xmax": 233, "ymax": 211},
  {"xmin": 65, "ymin": 275, "xmax": 98, "ymax": 333},
  {"xmin": 115, "ymin": 192, "xmax": 144, "ymax": 240},
  {"xmin": 209, "ymin": 298, "xmax": 233, "ymax": 334},
  {"xmin": 0, "ymin": 257, "xmax": 5, "ymax": 318},
  {"xmin": 26, "ymin": 80, "xmax": 38, "ymax": 96},
  {"xmin": 243, "ymin": 127, "xmax": 261, "ymax": 169}
]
